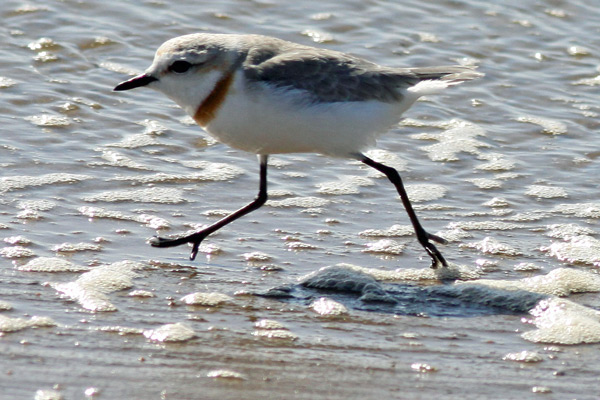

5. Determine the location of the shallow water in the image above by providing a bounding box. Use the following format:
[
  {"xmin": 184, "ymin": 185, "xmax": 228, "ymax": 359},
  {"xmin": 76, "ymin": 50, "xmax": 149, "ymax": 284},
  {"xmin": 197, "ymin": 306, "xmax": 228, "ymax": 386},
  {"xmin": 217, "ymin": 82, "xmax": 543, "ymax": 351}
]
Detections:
[{"xmin": 1, "ymin": 0, "xmax": 600, "ymax": 399}]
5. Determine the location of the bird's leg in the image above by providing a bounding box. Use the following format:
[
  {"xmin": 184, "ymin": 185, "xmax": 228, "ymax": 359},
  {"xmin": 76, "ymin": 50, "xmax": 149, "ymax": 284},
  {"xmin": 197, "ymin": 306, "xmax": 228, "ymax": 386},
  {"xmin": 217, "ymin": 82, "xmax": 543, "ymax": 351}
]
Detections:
[
  {"xmin": 150, "ymin": 155, "xmax": 269, "ymax": 261},
  {"xmin": 361, "ymin": 155, "xmax": 448, "ymax": 268}
]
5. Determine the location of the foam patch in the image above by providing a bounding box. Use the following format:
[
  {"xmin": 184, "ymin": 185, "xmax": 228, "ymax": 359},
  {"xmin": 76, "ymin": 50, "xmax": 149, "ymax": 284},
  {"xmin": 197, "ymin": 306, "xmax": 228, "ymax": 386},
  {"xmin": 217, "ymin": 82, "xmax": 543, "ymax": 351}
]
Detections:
[
  {"xmin": 50, "ymin": 261, "xmax": 144, "ymax": 312},
  {"xmin": 457, "ymin": 268, "xmax": 600, "ymax": 297},
  {"xmin": 522, "ymin": 298, "xmax": 600, "ymax": 344}
]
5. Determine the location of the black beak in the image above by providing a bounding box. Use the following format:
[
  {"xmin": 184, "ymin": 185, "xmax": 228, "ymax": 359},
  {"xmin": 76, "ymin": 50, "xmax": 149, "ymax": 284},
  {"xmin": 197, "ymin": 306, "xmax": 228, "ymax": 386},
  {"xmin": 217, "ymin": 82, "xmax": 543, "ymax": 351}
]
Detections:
[{"xmin": 114, "ymin": 74, "xmax": 158, "ymax": 91}]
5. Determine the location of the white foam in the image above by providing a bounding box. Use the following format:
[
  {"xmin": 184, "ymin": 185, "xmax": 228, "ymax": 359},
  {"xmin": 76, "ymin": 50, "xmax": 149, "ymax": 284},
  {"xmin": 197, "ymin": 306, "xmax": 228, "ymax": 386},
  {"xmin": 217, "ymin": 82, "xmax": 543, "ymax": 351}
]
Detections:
[
  {"xmin": 541, "ymin": 235, "xmax": 600, "ymax": 266},
  {"xmin": 449, "ymin": 221, "xmax": 521, "ymax": 231},
  {"xmin": 137, "ymin": 119, "xmax": 168, "ymax": 135},
  {"xmin": 531, "ymin": 386, "xmax": 552, "ymax": 394},
  {"xmin": 78, "ymin": 206, "xmax": 170, "ymax": 230},
  {"xmin": 0, "ymin": 173, "xmax": 90, "ymax": 193},
  {"xmin": 0, "ymin": 76, "xmax": 17, "ymax": 88},
  {"xmin": 143, "ymin": 322, "xmax": 196, "ymax": 342},
  {"xmin": 545, "ymin": 223, "xmax": 596, "ymax": 239},
  {"xmin": 17, "ymin": 257, "xmax": 89, "ymax": 272},
  {"xmin": 502, "ymin": 350, "xmax": 543, "ymax": 363},
  {"xmin": 516, "ymin": 115, "xmax": 568, "ymax": 135},
  {"xmin": 254, "ymin": 319, "xmax": 287, "ymax": 330},
  {"xmin": 128, "ymin": 290, "xmax": 155, "ymax": 298},
  {"xmin": 267, "ymin": 196, "xmax": 330, "ymax": 208},
  {"xmin": 405, "ymin": 184, "xmax": 447, "ymax": 202},
  {"xmin": 243, "ymin": 251, "xmax": 272, "ymax": 262},
  {"xmin": 476, "ymin": 154, "xmax": 515, "ymax": 171},
  {"xmin": 99, "ymin": 150, "xmax": 150, "ymax": 170},
  {"xmin": 0, "ymin": 315, "xmax": 56, "ymax": 333},
  {"xmin": 110, "ymin": 162, "xmax": 245, "ymax": 184},
  {"xmin": 311, "ymin": 297, "xmax": 349, "ymax": 316},
  {"xmin": 3, "ymin": 236, "xmax": 32, "ymax": 245},
  {"xmin": 84, "ymin": 387, "xmax": 101, "ymax": 397},
  {"xmin": 359, "ymin": 224, "xmax": 414, "ymax": 238},
  {"xmin": 332, "ymin": 262, "xmax": 482, "ymax": 282},
  {"xmin": 513, "ymin": 262, "xmax": 543, "ymax": 272},
  {"xmin": 298, "ymin": 264, "xmax": 600, "ymax": 345},
  {"xmin": 179, "ymin": 161, "xmax": 246, "ymax": 181},
  {"xmin": 180, "ymin": 292, "xmax": 232, "ymax": 306},
  {"xmin": 316, "ymin": 175, "xmax": 374, "ymax": 195},
  {"xmin": 51, "ymin": 261, "xmax": 143, "ymax": 312},
  {"xmin": 34, "ymin": 389, "xmax": 63, "ymax": 400},
  {"xmin": 16, "ymin": 199, "xmax": 56, "ymax": 211},
  {"xmin": 0, "ymin": 301, "xmax": 12, "ymax": 311},
  {"xmin": 252, "ymin": 328, "xmax": 298, "ymax": 340},
  {"xmin": 207, "ymin": 369, "xmax": 246, "ymax": 380},
  {"xmin": 363, "ymin": 239, "xmax": 405, "ymax": 255},
  {"xmin": 466, "ymin": 178, "xmax": 503, "ymax": 189},
  {"xmin": 573, "ymin": 74, "xmax": 600, "ymax": 86},
  {"xmin": 0, "ymin": 246, "xmax": 34, "ymax": 259},
  {"xmin": 286, "ymin": 241, "xmax": 318, "ymax": 251},
  {"xmin": 106, "ymin": 133, "xmax": 160, "ymax": 149},
  {"xmin": 25, "ymin": 114, "xmax": 71, "ymax": 127},
  {"xmin": 252, "ymin": 318, "xmax": 297, "ymax": 340},
  {"xmin": 52, "ymin": 242, "xmax": 102, "ymax": 253},
  {"xmin": 16, "ymin": 209, "xmax": 42, "ymax": 220},
  {"xmin": 552, "ymin": 202, "xmax": 600, "ymax": 218},
  {"xmin": 483, "ymin": 197, "xmax": 510, "ymax": 208},
  {"xmin": 435, "ymin": 227, "xmax": 472, "ymax": 242},
  {"xmin": 457, "ymin": 268, "xmax": 600, "ymax": 297},
  {"xmin": 412, "ymin": 120, "xmax": 489, "ymax": 162},
  {"xmin": 304, "ymin": 263, "xmax": 482, "ymax": 288},
  {"xmin": 411, "ymin": 363, "xmax": 438, "ymax": 373},
  {"xmin": 97, "ymin": 325, "xmax": 144, "ymax": 335},
  {"xmin": 460, "ymin": 236, "xmax": 522, "ymax": 256},
  {"xmin": 83, "ymin": 187, "xmax": 186, "ymax": 204},
  {"xmin": 525, "ymin": 185, "xmax": 568, "ymax": 199},
  {"xmin": 506, "ymin": 210, "xmax": 548, "ymax": 222},
  {"xmin": 522, "ymin": 298, "xmax": 600, "ymax": 344}
]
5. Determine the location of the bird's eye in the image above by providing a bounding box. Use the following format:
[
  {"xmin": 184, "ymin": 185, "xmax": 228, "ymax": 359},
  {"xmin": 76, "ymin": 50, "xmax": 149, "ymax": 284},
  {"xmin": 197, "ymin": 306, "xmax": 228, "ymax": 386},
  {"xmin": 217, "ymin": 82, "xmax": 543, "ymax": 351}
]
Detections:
[{"xmin": 169, "ymin": 60, "xmax": 192, "ymax": 74}]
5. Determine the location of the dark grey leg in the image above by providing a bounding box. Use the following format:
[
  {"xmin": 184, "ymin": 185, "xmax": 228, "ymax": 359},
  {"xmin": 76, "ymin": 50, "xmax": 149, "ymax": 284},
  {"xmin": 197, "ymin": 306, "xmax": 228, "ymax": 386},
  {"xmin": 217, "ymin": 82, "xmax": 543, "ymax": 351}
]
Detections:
[
  {"xmin": 150, "ymin": 154, "xmax": 269, "ymax": 261},
  {"xmin": 361, "ymin": 154, "xmax": 448, "ymax": 268}
]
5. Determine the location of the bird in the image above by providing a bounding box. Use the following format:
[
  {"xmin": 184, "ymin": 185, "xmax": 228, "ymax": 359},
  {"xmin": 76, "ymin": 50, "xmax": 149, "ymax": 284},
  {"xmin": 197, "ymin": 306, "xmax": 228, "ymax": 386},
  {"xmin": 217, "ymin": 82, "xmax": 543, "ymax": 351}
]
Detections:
[{"xmin": 114, "ymin": 33, "xmax": 482, "ymax": 268}]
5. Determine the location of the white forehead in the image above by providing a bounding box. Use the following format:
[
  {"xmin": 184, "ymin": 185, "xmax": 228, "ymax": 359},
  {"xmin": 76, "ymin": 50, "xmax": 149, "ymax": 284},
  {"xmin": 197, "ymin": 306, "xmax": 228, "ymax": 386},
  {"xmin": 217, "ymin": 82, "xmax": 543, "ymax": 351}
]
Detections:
[
  {"xmin": 158, "ymin": 33, "xmax": 246, "ymax": 58},
  {"xmin": 149, "ymin": 33, "xmax": 243, "ymax": 73},
  {"xmin": 153, "ymin": 35, "xmax": 206, "ymax": 64}
]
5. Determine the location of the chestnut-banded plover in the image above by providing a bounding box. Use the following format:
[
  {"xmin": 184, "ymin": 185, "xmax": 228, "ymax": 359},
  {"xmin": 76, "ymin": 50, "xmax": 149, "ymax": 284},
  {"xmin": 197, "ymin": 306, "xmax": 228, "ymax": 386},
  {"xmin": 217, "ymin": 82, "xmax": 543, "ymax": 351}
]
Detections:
[{"xmin": 114, "ymin": 33, "xmax": 483, "ymax": 267}]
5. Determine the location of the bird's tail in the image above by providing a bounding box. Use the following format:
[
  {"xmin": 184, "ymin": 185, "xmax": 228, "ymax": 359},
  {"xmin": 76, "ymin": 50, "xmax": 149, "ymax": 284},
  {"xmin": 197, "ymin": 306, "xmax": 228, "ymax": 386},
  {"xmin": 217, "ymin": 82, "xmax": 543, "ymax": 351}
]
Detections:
[
  {"xmin": 406, "ymin": 66, "xmax": 483, "ymax": 95},
  {"xmin": 410, "ymin": 65, "xmax": 483, "ymax": 83}
]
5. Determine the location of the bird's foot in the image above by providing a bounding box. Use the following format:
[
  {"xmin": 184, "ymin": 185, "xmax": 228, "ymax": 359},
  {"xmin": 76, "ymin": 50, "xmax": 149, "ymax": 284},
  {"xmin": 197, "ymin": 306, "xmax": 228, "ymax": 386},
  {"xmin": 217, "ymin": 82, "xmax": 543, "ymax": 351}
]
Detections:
[
  {"xmin": 148, "ymin": 232, "xmax": 208, "ymax": 261},
  {"xmin": 417, "ymin": 231, "xmax": 448, "ymax": 269}
]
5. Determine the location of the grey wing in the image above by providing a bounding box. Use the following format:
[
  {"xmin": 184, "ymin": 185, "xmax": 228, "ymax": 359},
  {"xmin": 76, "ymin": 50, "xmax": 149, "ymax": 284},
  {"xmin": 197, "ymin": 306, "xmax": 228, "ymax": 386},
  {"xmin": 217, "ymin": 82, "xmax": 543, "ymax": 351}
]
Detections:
[{"xmin": 242, "ymin": 47, "xmax": 420, "ymax": 103}]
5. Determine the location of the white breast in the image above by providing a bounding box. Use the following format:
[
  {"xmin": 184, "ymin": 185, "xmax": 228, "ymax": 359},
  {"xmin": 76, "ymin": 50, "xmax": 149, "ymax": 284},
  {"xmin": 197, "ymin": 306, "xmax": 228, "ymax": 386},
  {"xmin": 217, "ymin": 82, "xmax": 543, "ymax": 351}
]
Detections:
[{"xmin": 202, "ymin": 72, "xmax": 417, "ymax": 158}]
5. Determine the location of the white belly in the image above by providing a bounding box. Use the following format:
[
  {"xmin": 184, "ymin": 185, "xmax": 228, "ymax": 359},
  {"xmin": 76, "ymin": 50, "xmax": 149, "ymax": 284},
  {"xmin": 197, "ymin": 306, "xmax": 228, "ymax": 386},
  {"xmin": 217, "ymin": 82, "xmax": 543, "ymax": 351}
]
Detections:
[{"xmin": 202, "ymin": 74, "xmax": 416, "ymax": 157}]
